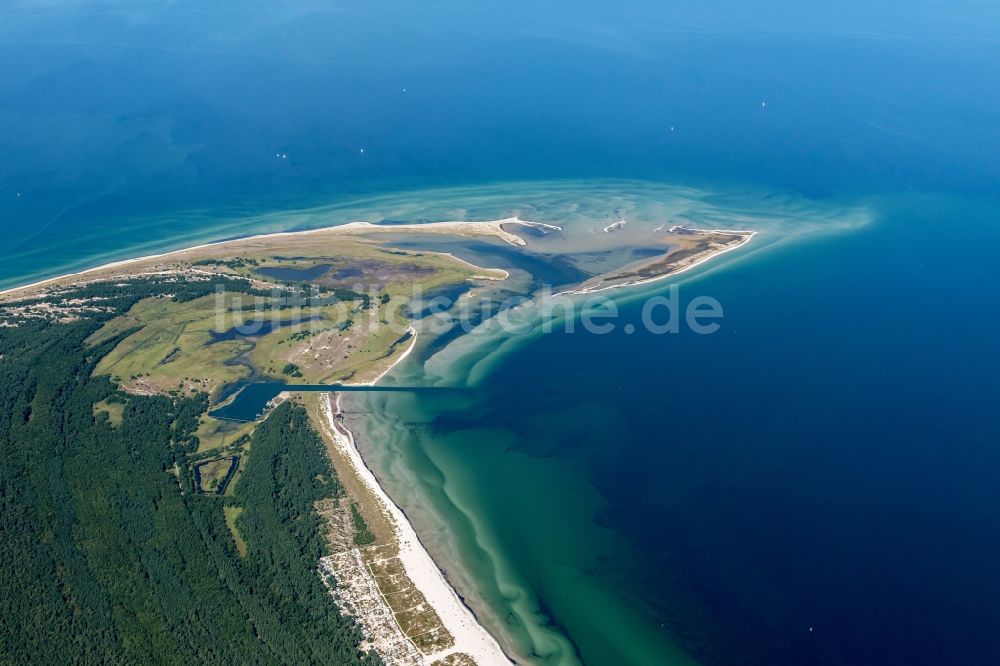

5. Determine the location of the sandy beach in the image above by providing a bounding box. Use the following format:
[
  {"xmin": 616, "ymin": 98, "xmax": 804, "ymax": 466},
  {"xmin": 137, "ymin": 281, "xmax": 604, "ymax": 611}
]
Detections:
[{"xmin": 319, "ymin": 394, "xmax": 510, "ymax": 665}]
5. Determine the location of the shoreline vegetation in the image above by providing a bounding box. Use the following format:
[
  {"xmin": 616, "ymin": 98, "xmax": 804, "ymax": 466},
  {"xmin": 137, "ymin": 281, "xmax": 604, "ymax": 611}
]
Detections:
[{"xmin": 0, "ymin": 213, "xmax": 758, "ymax": 665}]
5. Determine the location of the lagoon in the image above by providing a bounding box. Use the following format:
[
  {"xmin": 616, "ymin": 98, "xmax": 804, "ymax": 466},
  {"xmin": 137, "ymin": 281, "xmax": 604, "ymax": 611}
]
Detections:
[{"xmin": 255, "ymin": 264, "xmax": 333, "ymax": 282}]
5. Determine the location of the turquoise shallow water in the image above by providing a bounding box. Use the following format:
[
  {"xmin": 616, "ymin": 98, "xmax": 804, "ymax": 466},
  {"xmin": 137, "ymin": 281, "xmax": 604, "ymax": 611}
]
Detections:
[
  {"xmin": 348, "ymin": 192, "xmax": 1000, "ymax": 665},
  {"xmin": 3, "ymin": 2, "xmax": 1000, "ymax": 664}
]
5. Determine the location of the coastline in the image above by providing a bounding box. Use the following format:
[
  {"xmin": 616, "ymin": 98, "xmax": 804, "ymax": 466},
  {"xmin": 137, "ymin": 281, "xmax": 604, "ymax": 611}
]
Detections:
[
  {"xmin": 318, "ymin": 393, "xmax": 511, "ymax": 665},
  {"xmin": 1, "ymin": 219, "xmax": 759, "ymax": 307},
  {"xmin": 349, "ymin": 326, "xmax": 420, "ymax": 387},
  {"xmin": 313, "ymin": 324, "xmax": 512, "ymax": 663},
  {"xmin": 564, "ymin": 228, "xmax": 757, "ymax": 295},
  {"xmin": 0, "ymin": 218, "xmax": 531, "ymax": 300}
]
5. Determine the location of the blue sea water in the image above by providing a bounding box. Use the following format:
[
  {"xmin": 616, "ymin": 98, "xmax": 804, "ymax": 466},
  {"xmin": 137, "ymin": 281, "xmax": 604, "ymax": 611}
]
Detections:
[
  {"xmin": 3, "ymin": 2, "xmax": 1000, "ymax": 664},
  {"xmin": 404, "ymin": 193, "xmax": 1000, "ymax": 665},
  {"xmin": 3, "ymin": 1, "xmax": 1000, "ymax": 287}
]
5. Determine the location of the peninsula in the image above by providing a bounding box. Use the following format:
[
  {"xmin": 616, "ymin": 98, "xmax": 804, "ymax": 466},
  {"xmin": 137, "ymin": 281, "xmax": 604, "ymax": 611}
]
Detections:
[{"xmin": 0, "ymin": 215, "xmax": 754, "ymax": 665}]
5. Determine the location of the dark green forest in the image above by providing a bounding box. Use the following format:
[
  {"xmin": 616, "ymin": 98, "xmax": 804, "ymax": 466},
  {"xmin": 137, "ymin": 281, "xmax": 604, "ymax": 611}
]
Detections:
[{"xmin": 0, "ymin": 279, "xmax": 378, "ymax": 664}]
